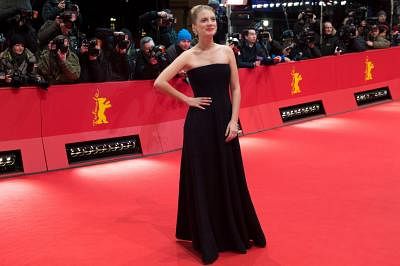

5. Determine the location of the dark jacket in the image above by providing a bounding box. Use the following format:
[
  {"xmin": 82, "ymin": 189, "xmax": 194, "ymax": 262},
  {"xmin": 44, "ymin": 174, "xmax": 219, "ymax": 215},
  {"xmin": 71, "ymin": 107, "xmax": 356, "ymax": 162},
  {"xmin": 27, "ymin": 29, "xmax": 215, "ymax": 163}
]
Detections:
[
  {"xmin": 41, "ymin": 0, "xmax": 68, "ymax": 21},
  {"xmin": 138, "ymin": 11, "xmax": 177, "ymax": 48},
  {"xmin": 238, "ymin": 41, "xmax": 277, "ymax": 68},
  {"xmin": 109, "ymin": 50, "xmax": 130, "ymax": 81},
  {"xmin": 343, "ymin": 36, "xmax": 367, "ymax": 53},
  {"xmin": 166, "ymin": 44, "xmax": 185, "ymax": 63},
  {"xmin": 38, "ymin": 20, "xmax": 80, "ymax": 54},
  {"xmin": 79, "ymin": 52, "xmax": 111, "ymax": 83},
  {"xmin": 295, "ymin": 44, "xmax": 322, "ymax": 60},
  {"xmin": 38, "ymin": 48, "xmax": 80, "ymax": 84},
  {"xmin": 320, "ymin": 31, "xmax": 341, "ymax": 56},
  {"xmin": 135, "ymin": 50, "xmax": 167, "ymax": 80}
]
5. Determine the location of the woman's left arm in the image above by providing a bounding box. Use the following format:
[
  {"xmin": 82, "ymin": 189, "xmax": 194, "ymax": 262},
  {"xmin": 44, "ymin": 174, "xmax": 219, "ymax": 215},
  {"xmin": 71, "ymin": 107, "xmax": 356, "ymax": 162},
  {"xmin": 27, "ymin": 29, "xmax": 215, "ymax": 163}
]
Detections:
[{"xmin": 225, "ymin": 46, "xmax": 241, "ymax": 143}]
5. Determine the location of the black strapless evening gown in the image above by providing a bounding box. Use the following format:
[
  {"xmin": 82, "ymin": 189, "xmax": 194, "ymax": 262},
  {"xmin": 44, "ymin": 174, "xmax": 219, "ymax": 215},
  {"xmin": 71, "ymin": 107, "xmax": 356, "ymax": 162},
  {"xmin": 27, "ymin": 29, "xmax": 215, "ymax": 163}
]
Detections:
[{"xmin": 176, "ymin": 64, "xmax": 266, "ymax": 264}]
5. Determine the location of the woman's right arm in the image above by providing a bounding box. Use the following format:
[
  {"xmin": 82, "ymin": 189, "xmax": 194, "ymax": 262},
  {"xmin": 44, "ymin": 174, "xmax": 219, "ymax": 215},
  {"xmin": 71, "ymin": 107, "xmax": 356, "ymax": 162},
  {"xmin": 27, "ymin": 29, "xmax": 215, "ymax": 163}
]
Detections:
[{"xmin": 154, "ymin": 51, "xmax": 212, "ymax": 110}]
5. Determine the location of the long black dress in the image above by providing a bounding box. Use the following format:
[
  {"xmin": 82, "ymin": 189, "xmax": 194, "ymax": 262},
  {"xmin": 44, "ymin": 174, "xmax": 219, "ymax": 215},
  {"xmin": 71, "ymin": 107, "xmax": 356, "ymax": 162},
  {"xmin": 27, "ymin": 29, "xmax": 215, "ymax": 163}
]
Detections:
[{"xmin": 176, "ymin": 63, "xmax": 266, "ymax": 264}]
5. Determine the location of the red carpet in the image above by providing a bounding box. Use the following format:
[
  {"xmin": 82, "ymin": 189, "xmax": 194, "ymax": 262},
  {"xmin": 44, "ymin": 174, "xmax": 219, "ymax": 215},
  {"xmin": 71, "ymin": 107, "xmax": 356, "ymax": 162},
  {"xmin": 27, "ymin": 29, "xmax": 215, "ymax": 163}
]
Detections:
[{"xmin": 1, "ymin": 101, "xmax": 400, "ymax": 266}]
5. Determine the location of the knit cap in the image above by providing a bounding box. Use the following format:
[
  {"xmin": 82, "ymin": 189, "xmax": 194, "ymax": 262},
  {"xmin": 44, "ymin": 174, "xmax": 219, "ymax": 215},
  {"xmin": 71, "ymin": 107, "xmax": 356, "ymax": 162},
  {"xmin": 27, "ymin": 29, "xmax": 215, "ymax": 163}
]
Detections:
[{"xmin": 177, "ymin": 29, "xmax": 192, "ymax": 43}]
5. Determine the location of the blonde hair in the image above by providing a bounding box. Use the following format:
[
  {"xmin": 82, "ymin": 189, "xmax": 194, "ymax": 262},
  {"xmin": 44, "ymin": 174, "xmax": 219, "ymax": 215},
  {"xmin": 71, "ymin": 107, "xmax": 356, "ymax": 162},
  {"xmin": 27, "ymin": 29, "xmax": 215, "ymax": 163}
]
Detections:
[{"xmin": 190, "ymin": 5, "xmax": 215, "ymax": 24}]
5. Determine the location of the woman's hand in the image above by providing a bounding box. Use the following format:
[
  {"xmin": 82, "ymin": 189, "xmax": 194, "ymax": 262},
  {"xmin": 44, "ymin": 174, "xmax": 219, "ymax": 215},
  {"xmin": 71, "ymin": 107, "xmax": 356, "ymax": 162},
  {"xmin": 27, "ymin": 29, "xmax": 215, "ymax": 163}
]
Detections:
[
  {"xmin": 225, "ymin": 120, "xmax": 239, "ymax": 142},
  {"xmin": 185, "ymin": 97, "xmax": 212, "ymax": 110}
]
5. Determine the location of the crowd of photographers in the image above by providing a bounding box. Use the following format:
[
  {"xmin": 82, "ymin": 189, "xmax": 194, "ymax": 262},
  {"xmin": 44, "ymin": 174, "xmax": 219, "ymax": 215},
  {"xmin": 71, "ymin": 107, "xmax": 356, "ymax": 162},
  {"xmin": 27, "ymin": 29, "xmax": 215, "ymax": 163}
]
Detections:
[
  {"xmin": 0, "ymin": 0, "xmax": 399, "ymax": 89},
  {"xmin": 229, "ymin": 6, "xmax": 397, "ymax": 69}
]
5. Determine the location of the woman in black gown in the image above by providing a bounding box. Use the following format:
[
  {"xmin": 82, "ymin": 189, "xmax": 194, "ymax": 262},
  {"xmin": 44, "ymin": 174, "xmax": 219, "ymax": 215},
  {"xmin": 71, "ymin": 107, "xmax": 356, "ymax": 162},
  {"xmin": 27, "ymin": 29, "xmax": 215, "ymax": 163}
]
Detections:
[{"xmin": 154, "ymin": 5, "xmax": 266, "ymax": 264}]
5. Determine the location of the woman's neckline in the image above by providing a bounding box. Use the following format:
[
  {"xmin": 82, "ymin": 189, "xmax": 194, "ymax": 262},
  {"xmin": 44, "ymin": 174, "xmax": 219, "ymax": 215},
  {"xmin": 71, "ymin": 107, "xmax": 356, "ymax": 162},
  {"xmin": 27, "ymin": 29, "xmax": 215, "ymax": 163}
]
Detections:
[{"xmin": 186, "ymin": 63, "xmax": 229, "ymax": 73}]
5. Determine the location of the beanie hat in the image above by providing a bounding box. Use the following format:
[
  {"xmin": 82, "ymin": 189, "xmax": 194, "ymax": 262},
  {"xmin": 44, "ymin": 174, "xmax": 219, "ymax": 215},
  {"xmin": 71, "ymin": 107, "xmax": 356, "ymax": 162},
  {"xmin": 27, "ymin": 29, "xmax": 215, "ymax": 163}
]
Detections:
[
  {"xmin": 177, "ymin": 29, "xmax": 192, "ymax": 43},
  {"xmin": 377, "ymin": 10, "xmax": 387, "ymax": 17},
  {"xmin": 9, "ymin": 34, "xmax": 25, "ymax": 47}
]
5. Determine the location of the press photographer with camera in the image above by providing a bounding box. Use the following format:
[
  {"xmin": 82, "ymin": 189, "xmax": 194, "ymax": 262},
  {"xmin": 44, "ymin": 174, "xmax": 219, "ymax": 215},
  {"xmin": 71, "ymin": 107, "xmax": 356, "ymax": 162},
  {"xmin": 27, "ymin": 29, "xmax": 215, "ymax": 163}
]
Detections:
[
  {"xmin": 294, "ymin": 28, "xmax": 322, "ymax": 60},
  {"xmin": 294, "ymin": 8, "xmax": 320, "ymax": 37},
  {"xmin": 79, "ymin": 37, "xmax": 111, "ymax": 83},
  {"xmin": 135, "ymin": 36, "xmax": 168, "ymax": 80},
  {"xmin": 92, "ymin": 28, "xmax": 136, "ymax": 81},
  {"xmin": 0, "ymin": 34, "xmax": 47, "ymax": 88},
  {"xmin": 42, "ymin": 0, "xmax": 73, "ymax": 21},
  {"xmin": 38, "ymin": 9, "xmax": 81, "ymax": 54},
  {"xmin": 342, "ymin": 5, "xmax": 370, "ymax": 41},
  {"xmin": 139, "ymin": 9, "xmax": 177, "ymax": 48},
  {"xmin": 238, "ymin": 28, "xmax": 281, "ymax": 68},
  {"xmin": 108, "ymin": 31, "xmax": 131, "ymax": 81},
  {"xmin": 339, "ymin": 23, "xmax": 367, "ymax": 53},
  {"xmin": 37, "ymin": 34, "xmax": 80, "ymax": 84}
]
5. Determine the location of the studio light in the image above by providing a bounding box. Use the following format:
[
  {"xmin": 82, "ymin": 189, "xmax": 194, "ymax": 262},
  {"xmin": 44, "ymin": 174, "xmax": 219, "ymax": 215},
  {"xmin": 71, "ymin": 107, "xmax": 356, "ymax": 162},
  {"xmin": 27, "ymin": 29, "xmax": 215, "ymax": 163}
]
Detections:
[
  {"xmin": 354, "ymin": 87, "xmax": 392, "ymax": 106},
  {"xmin": 262, "ymin": 19, "xmax": 270, "ymax": 27},
  {"xmin": 66, "ymin": 135, "xmax": 142, "ymax": 164},
  {"xmin": 280, "ymin": 100, "xmax": 326, "ymax": 122},
  {"xmin": 0, "ymin": 150, "xmax": 23, "ymax": 175}
]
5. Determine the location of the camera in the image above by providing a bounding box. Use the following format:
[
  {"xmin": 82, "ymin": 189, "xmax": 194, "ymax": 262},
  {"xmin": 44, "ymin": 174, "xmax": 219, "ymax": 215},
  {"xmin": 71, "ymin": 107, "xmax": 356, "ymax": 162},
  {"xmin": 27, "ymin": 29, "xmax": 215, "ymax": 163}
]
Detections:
[
  {"xmin": 159, "ymin": 11, "xmax": 175, "ymax": 26},
  {"xmin": 10, "ymin": 68, "xmax": 49, "ymax": 89},
  {"xmin": 113, "ymin": 32, "xmax": 130, "ymax": 50},
  {"xmin": 51, "ymin": 36, "xmax": 69, "ymax": 53},
  {"xmin": 82, "ymin": 38, "xmax": 100, "ymax": 57},
  {"xmin": 150, "ymin": 45, "xmax": 167, "ymax": 64},
  {"xmin": 339, "ymin": 23, "xmax": 358, "ymax": 47}
]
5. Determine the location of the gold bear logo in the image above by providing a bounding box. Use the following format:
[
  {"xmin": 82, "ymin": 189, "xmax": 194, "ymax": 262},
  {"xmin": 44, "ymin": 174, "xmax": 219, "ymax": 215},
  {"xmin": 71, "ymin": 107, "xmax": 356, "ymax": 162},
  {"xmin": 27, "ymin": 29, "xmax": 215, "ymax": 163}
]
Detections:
[
  {"xmin": 291, "ymin": 68, "xmax": 303, "ymax": 95},
  {"xmin": 92, "ymin": 89, "xmax": 112, "ymax": 126},
  {"xmin": 365, "ymin": 57, "xmax": 374, "ymax": 81}
]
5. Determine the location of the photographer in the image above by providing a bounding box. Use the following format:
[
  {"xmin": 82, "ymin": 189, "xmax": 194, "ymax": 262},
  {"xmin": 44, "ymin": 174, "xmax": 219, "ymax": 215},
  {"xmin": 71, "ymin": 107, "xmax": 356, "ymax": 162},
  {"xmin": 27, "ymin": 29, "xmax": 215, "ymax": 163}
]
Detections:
[
  {"xmin": 108, "ymin": 31, "xmax": 131, "ymax": 81},
  {"xmin": 295, "ymin": 29, "xmax": 322, "ymax": 60},
  {"xmin": 135, "ymin": 36, "xmax": 168, "ymax": 80},
  {"xmin": 320, "ymin": 22, "xmax": 342, "ymax": 56},
  {"xmin": 3, "ymin": 9, "xmax": 39, "ymax": 54},
  {"xmin": 38, "ymin": 10, "xmax": 80, "ymax": 54},
  {"xmin": 294, "ymin": 8, "xmax": 320, "ymax": 37},
  {"xmin": 366, "ymin": 25, "xmax": 390, "ymax": 49},
  {"xmin": 139, "ymin": 9, "xmax": 177, "ymax": 48},
  {"xmin": 120, "ymin": 28, "xmax": 137, "ymax": 80},
  {"xmin": 238, "ymin": 28, "xmax": 281, "ymax": 68},
  {"xmin": 0, "ymin": 34, "xmax": 46, "ymax": 88},
  {"xmin": 42, "ymin": 0, "xmax": 72, "ymax": 21},
  {"xmin": 343, "ymin": 5, "xmax": 370, "ymax": 41},
  {"xmin": 79, "ymin": 37, "xmax": 111, "ymax": 83},
  {"xmin": 340, "ymin": 24, "xmax": 367, "ymax": 53},
  {"xmin": 37, "ymin": 34, "xmax": 80, "ymax": 84},
  {"xmin": 166, "ymin": 28, "xmax": 192, "ymax": 63}
]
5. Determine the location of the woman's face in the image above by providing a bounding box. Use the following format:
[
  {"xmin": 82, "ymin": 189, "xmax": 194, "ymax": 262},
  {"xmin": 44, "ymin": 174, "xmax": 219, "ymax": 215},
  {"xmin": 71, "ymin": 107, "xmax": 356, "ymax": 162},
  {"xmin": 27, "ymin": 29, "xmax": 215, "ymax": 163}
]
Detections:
[
  {"xmin": 12, "ymin": 44, "xmax": 25, "ymax": 55},
  {"xmin": 192, "ymin": 9, "xmax": 217, "ymax": 38}
]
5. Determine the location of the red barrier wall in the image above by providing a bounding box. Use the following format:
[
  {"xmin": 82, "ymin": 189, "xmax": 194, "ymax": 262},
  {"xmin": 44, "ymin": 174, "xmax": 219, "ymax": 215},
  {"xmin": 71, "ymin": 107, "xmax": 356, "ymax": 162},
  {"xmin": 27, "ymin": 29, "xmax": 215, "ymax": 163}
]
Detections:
[
  {"xmin": 1, "ymin": 47, "xmax": 400, "ymax": 174},
  {"xmin": 0, "ymin": 88, "xmax": 47, "ymax": 174}
]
